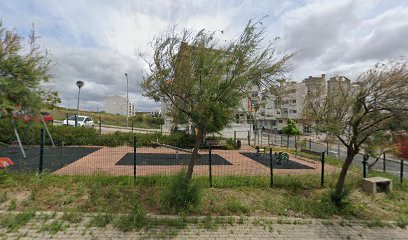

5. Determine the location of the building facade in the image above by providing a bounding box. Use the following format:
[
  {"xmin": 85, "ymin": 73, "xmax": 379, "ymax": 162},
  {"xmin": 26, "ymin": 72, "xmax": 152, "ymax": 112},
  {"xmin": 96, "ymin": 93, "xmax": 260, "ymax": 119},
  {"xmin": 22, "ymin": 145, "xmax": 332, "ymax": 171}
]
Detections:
[
  {"xmin": 161, "ymin": 74, "xmax": 350, "ymax": 136},
  {"xmin": 105, "ymin": 95, "xmax": 136, "ymax": 116}
]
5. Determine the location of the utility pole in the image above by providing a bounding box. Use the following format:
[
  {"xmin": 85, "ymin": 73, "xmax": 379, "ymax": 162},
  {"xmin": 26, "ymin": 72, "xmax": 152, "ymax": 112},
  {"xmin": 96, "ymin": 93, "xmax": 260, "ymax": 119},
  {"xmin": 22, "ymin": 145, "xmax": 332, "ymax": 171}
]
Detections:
[{"xmin": 125, "ymin": 73, "xmax": 129, "ymax": 129}]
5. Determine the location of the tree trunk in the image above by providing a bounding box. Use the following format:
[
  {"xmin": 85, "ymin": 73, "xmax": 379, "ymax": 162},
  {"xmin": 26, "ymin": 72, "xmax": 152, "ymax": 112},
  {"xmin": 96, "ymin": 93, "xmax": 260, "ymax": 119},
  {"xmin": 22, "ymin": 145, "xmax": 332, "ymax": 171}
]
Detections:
[
  {"xmin": 186, "ymin": 127, "xmax": 202, "ymax": 182},
  {"xmin": 334, "ymin": 147, "xmax": 357, "ymax": 198}
]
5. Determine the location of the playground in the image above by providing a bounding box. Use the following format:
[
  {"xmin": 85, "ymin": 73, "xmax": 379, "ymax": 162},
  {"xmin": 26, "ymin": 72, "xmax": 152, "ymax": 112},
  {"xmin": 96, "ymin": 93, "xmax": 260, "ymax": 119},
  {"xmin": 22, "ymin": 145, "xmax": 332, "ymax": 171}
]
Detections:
[{"xmin": 0, "ymin": 144, "xmax": 332, "ymax": 176}]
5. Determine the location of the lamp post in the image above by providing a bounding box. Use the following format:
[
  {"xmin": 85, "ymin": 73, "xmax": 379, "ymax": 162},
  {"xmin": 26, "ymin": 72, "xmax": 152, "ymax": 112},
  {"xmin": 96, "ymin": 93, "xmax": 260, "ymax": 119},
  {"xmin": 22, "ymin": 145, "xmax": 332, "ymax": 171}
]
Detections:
[
  {"xmin": 125, "ymin": 73, "xmax": 129, "ymax": 129},
  {"xmin": 76, "ymin": 81, "xmax": 84, "ymax": 127}
]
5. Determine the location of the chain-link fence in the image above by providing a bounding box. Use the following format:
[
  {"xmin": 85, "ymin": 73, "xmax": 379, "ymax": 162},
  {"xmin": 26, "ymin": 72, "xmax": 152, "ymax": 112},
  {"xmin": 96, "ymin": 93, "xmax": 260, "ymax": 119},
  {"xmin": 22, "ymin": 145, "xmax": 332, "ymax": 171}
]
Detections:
[
  {"xmin": 0, "ymin": 128, "xmax": 337, "ymax": 188},
  {"xmin": 258, "ymin": 132, "xmax": 407, "ymax": 182}
]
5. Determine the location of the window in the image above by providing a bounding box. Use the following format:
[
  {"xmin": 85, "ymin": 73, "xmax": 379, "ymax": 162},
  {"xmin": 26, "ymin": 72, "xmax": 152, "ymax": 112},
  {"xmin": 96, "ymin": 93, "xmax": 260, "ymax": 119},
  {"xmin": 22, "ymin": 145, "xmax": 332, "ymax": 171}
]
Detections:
[
  {"xmin": 271, "ymin": 120, "xmax": 277, "ymax": 126},
  {"xmin": 290, "ymin": 110, "xmax": 297, "ymax": 114},
  {"xmin": 283, "ymin": 108, "xmax": 288, "ymax": 114},
  {"xmin": 304, "ymin": 125, "xmax": 312, "ymax": 134},
  {"xmin": 278, "ymin": 120, "xmax": 283, "ymax": 123},
  {"xmin": 276, "ymin": 110, "xmax": 281, "ymax": 114},
  {"xmin": 292, "ymin": 100, "xmax": 296, "ymax": 104}
]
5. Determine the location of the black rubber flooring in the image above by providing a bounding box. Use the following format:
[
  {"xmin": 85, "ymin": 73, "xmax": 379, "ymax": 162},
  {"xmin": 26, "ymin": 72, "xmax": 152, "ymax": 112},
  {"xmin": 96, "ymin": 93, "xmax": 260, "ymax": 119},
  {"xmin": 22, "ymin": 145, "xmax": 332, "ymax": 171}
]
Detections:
[
  {"xmin": 240, "ymin": 152, "xmax": 314, "ymax": 169},
  {"xmin": 0, "ymin": 146, "xmax": 101, "ymax": 172},
  {"xmin": 116, "ymin": 153, "xmax": 232, "ymax": 166}
]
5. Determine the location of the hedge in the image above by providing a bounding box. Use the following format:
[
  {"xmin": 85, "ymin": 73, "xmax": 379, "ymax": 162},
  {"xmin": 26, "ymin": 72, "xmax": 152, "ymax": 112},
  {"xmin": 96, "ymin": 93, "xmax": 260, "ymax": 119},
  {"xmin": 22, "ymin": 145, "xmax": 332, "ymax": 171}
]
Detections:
[{"xmin": 0, "ymin": 120, "xmax": 237, "ymax": 149}]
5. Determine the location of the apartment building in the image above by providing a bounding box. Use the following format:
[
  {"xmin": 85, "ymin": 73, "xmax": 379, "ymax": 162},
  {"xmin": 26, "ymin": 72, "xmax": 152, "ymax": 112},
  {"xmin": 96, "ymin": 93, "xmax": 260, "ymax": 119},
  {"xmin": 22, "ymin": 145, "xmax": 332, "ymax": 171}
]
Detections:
[{"xmin": 105, "ymin": 95, "xmax": 136, "ymax": 116}]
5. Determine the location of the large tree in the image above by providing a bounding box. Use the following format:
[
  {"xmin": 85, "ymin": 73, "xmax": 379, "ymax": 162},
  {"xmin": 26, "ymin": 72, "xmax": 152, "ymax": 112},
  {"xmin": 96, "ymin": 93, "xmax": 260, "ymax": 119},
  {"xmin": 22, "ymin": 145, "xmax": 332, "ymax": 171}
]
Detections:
[
  {"xmin": 142, "ymin": 20, "xmax": 293, "ymax": 181},
  {"xmin": 302, "ymin": 61, "xmax": 408, "ymax": 202},
  {"xmin": 0, "ymin": 21, "xmax": 57, "ymax": 119}
]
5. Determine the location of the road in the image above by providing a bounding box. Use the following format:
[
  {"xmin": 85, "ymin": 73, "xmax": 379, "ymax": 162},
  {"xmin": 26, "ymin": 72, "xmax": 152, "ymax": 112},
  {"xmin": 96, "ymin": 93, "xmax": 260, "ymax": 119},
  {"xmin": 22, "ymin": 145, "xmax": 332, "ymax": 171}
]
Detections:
[{"xmin": 253, "ymin": 132, "xmax": 407, "ymax": 179}]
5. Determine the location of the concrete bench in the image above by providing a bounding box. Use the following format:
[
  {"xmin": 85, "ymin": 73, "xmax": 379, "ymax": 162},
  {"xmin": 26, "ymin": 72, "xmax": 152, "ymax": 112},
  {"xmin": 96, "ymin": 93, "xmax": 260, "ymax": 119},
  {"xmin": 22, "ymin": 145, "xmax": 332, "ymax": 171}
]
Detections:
[{"xmin": 362, "ymin": 177, "xmax": 392, "ymax": 194}]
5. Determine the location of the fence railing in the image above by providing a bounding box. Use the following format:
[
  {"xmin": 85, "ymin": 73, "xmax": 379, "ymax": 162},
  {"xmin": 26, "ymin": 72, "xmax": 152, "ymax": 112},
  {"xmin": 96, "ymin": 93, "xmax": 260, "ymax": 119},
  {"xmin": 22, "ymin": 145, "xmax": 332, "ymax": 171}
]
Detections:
[{"xmin": 258, "ymin": 132, "xmax": 407, "ymax": 183}]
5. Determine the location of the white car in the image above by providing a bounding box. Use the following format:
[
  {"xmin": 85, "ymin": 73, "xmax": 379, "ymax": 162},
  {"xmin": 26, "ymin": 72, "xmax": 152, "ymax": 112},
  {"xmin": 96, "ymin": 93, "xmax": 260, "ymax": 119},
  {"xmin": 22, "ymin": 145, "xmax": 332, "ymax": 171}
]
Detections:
[{"xmin": 63, "ymin": 115, "xmax": 94, "ymax": 127}]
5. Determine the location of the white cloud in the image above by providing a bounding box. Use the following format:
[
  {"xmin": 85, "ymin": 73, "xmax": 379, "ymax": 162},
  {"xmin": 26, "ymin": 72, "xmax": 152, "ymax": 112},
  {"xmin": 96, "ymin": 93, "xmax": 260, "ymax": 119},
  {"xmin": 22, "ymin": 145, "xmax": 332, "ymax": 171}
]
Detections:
[{"xmin": 1, "ymin": 0, "xmax": 407, "ymax": 110}]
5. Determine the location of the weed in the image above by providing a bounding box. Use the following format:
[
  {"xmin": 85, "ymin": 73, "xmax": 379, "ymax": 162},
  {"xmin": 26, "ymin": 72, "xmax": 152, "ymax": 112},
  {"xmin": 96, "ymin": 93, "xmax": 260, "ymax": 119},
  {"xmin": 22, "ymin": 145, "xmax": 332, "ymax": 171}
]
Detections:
[
  {"xmin": 202, "ymin": 215, "xmax": 218, "ymax": 230},
  {"xmin": 0, "ymin": 211, "xmax": 35, "ymax": 231},
  {"xmin": 160, "ymin": 170, "xmax": 202, "ymax": 213},
  {"xmin": 330, "ymin": 187, "xmax": 351, "ymax": 207},
  {"xmin": 322, "ymin": 220, "xmax": 334, "ymax": 226},
  {"xmin": 7, "ymin": 198, "xmax": 17, "ymax": 211},
  {"xmin": 226, "ymin": 217, "xmax": 235, "ymax": 225},
  {"xmin": 238, "ymin": 216, "xmax": 245, "ymax": 224},
  {"xmin": 62, "ymin": 211, "xmax": 83, "ymax": 223},
  {"xmin": 397, "ymin": 217, "xmax": 408, "ymax": 229},
  {"xmin": 88, "ymin": 214, "xmax": 113, "ymax": 228},
  {"xmin": 113, "ymin": 206, "xmax": 146, "ymax": 231},
  {"xmin": 366, "ymin": 219, "xmax": 385, "ymax": 228},
  {"xmin": 225, "ymin": 199, "xmax": 250, "ymax": 214},
  {"xmin": 0, "ymin": 192, "xmax": 7, "ymax": 204},
  {"xmin": 40, "ymin": 220, "xmax": 68, "ymax": 234}
]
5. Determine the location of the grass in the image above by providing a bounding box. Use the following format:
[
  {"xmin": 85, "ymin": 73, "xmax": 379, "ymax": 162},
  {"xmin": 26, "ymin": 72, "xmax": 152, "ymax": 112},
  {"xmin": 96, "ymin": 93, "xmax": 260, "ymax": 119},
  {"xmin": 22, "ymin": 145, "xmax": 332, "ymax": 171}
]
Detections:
[
  {"xmin": 1, "ymin": 144, "xmax": 408, "ymax": 224},
  {"xmin": 0, "ymin": 211, "xmax": 35, "ymax": 232}
]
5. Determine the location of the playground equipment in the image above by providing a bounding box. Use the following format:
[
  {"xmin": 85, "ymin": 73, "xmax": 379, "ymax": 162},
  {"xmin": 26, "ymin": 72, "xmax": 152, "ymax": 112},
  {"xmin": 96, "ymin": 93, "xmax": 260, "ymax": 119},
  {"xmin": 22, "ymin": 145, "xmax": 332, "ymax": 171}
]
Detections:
[{"xmin": 0, "ymin": 157, "xmax": 14, "ymax": 168}]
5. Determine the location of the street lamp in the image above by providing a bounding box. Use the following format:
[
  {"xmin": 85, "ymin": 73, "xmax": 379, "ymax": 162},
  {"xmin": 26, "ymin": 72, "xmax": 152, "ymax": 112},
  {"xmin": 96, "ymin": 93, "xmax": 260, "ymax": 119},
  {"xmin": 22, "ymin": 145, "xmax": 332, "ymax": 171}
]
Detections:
[
  {"xmin": 76, "ymin": 81, "xmax": 84, "ymax": 125},
  {"xmin": 125, "ymin": 73, "xmax": 129, "ymax": 129}
]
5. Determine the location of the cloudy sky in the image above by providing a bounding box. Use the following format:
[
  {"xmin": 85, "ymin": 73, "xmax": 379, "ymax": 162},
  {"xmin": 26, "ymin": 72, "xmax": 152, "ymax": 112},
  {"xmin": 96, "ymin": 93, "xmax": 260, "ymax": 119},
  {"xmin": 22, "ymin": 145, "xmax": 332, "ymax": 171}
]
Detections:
[{"xmin": 1, "ymin": 0, "xmax": 407, "ymax": 111}]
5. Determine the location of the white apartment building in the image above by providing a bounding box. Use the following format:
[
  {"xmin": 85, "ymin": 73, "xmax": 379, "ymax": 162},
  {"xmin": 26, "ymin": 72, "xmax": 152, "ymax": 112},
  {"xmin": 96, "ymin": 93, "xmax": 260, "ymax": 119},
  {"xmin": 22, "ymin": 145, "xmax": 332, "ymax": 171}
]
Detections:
[
  {"xmin": 161, "ymin": 74, "xmax": 350, "ymax": 136},
  {"xmin": 105, "ymin": 95, "xmax": 136, "ymax": 116}
]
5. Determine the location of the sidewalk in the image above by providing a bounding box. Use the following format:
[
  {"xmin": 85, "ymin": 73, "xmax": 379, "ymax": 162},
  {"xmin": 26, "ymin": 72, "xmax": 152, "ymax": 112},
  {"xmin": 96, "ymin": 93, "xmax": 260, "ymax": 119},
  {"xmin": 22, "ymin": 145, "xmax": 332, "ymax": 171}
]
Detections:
[{"xmin": 1, "ymin": 213, "xmax": 407, "ymax": 239}]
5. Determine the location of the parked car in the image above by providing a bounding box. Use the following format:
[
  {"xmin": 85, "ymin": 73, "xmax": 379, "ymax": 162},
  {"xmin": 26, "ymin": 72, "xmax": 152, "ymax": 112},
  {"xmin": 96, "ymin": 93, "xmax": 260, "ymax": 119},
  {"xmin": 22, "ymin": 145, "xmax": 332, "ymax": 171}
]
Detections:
[
  {"xmin": 63, "ymin": 115, "xmax": 94, "ymax": 127},
  {"xmin": 21, "ymin": 111, "xmax": 54, "ymax": 123}
]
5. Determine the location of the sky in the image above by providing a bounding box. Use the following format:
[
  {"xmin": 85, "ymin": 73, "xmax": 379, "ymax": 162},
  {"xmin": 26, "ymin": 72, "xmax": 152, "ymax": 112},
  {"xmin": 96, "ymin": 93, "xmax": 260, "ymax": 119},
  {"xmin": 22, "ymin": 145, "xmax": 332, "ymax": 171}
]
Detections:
[{"xmin": 1, "ymin": 0, "xmax": 407, "ymax": 112}]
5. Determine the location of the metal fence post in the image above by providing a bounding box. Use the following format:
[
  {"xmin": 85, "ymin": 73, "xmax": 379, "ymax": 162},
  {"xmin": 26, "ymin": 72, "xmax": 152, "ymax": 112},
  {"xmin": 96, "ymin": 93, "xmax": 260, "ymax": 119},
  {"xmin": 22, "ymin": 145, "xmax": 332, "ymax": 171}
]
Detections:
[
  {"xmin": 131, "ymin": 120, "xmax": 134, "ymax": 134},
  {"xmin": 326, "ymin": 142, "xmax": 329, "ymax": 155},
  {"xmin": 75, "ymin": 114, "xmax": 78, "ymax": 127},
  {"xmin": 309, "ymin": 139, "xmax": 312, "ymax": 150},
  {"xmin": 209, "ymin": 144, "xmax": 213, "ymax": 188},
  {"xmin": 133, "ymin": 135, "xmax": 136, "ymax": 181},
  {"xmin": 400, "ymin": 159, "xmax": 404, "ymax": 184},
  {"xmin": 60, "ymin": 141, "xmax": 64, "ymax": 163},
  {"xmin": 321, "ymin": 152, "xmax": 325, "ymax": 188},
  {"xmin": 269, "ymin": 148, "xmax": 274, "ymax": 188},
  {"xmin": 260, "ymin": 129, "xmax": 263, "ymax": 147},
  {"xmin": 268, "ymin": 134, "xmax": 270, "ymax": 146},
  {"xmin": 66, "ymin": 113, "xmax": 69, "ymax": 126},
  {"xmin": 39, "ymin": 128, "xmax": 45, "ymax": 174},
  {"xmin": 280, "ymin": 134, "xmax": 283, "ymax": 147},
  {"xmin": 337, "ymin": 143, "xmax": 340, "ymax": 158},
  {"xmin": 383, "ymin": 153, "xmax": 386, "ymax": 173},
  {"xmin": 363, "ymin": 154, "xmax": 369, "ymax": 178},
  {"xmin": 234, "ymin": 131, "xmax": 236, "ymax": 143},
  {"xmin": 294, "ymin": 136, "xmax": 297, "ymax": 151},
  {"xmin": 247, "ymin": 131, "xmax": 250, "ymax": 146},
  {"xmin": 99, "ymin": 117, "xmax": 102, "ymax": 134}
]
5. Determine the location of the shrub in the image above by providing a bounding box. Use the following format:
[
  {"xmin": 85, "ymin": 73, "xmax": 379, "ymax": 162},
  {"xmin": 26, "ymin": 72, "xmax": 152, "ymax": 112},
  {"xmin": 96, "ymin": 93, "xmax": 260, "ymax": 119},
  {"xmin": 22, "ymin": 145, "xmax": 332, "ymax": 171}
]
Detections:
[
  {"xmin": 330, "ymin": 187, "xmax": 351, "ymax": 207},
  {"xmin": 161, "ymin": 170, "xmax": 202, "ymax": 213}
]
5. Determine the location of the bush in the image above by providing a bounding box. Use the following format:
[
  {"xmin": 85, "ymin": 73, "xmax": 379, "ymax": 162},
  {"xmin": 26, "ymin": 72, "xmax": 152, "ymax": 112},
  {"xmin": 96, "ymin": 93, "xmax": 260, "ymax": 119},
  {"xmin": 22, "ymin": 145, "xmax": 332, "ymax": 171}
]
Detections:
[
  {"xmin": 161, "ymin": 170, "xmax": 202, "ymax": 213},
  {"xmin": 330, "ymin": 187, "xmax": 352, "ymax": 207},
  {"xmin": 0, "ymin": 121, "xmax": 196, "ymax": 147}
]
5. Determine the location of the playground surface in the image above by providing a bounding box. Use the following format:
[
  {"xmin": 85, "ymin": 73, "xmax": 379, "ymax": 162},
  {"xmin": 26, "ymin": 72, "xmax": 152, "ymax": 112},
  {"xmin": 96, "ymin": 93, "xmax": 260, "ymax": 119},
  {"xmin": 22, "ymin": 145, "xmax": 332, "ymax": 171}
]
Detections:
[{"xmin": 1, "ymin": 145, "xmax": 335, "ymax": 176}]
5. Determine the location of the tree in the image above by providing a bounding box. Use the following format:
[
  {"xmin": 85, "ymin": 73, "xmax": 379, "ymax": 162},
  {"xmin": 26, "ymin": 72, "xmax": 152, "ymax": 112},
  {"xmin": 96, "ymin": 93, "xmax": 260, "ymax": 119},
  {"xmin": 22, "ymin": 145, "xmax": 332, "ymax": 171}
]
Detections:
[
  {"xmin": 142, "ymin": 20, "xmax": 294, "ymax": 181},
  {"xmin": 0, "ymin": 21, "xmax": 57, "ymax": 120},
  {"xmin": 281, "ymin": 119, "xmax": 300, "ymax": 148},
  {"xmin": 302, "ymin": 61, "xmax": 408, "ymax": 203}
]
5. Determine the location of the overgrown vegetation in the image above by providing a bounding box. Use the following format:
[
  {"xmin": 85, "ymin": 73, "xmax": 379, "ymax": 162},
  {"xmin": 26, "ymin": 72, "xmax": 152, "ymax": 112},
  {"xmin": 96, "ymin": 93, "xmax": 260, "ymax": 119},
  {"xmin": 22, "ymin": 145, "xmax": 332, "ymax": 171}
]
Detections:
[
  {"xmin": 0, "ymin": 167, "xmax": 407, "ymax": 222},
  {"xmin": 161, "ymin": 170, "xmax": 203, "ymax": 213}
]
